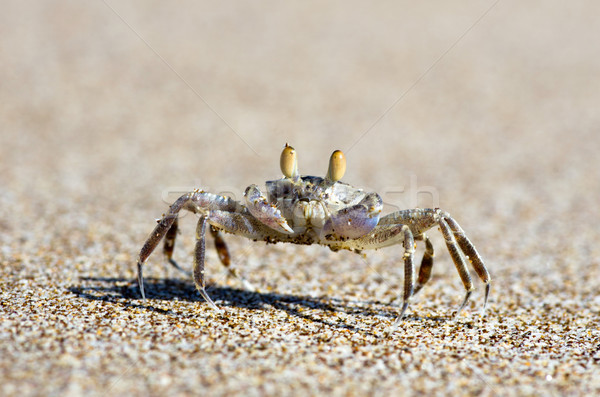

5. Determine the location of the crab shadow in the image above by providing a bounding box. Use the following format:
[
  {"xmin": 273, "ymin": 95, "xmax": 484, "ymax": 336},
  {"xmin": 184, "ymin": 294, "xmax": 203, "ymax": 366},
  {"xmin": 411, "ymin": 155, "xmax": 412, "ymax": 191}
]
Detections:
[{"xmin": 68, "ymin": 276, "xmax": 447, "ymax": 333}]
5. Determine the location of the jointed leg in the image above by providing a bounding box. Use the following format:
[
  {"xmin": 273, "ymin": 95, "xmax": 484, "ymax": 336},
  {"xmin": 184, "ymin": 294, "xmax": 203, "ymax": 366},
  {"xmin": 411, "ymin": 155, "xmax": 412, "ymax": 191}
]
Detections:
[
  {"xmin": 137, "ymin": 213, "xmax": 179, "ymax": 300},
  {"xmin": 192, "ymin": 210, "xmax": 279, "ymax": 308},
  {"xmin": 210, "ymin": 226, "xmax": 231, "ymax": 269},
  {"xmin": 163, "ymin": 217, "xmax": 191, "ymax": 276},
  {"xmin": 439, "ymin": 218, "xmax": 473, "ymax": 315},
  {"xmin": 210, "ymin": 226, "xmax": 255, "ymax": 291},
  {"xmin": 414, "ymin": 234, "xmax": 435, "ymax": 295},
  {"xmin": 444, "ymin": 217, "xmax": 491, "ymax": 311},
  {"xmin": 399, "ymin": 225, "xmax": 415, "ymax": 320},
  {"xmin": 194, "ymin": 217, "xmax": 219, "ymax": 310},
  {"xmin": 137, "ymin": 191, "xmax": 240, "ymax": 299},
  {"xmin": 381, "ymin": 208, "xmax": 491, "ymax": 320}
]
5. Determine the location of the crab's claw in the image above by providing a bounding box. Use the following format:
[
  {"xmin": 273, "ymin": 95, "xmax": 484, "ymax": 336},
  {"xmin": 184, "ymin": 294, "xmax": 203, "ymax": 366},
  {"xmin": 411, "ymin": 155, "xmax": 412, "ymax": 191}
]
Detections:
[
  {"xmin": 321, "ymin": 192, "xmax": 382, "ymax": 239},
  {"xmin": 244, "ymin": 185, "xmax": 294, "ymax": 234}
]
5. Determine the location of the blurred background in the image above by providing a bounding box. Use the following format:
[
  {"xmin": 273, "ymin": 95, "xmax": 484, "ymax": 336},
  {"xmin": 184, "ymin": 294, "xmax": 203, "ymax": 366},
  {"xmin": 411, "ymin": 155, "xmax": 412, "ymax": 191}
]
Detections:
[{"xmin": 3, "ymin": 0, "xmax": 599, "ymax": 270}]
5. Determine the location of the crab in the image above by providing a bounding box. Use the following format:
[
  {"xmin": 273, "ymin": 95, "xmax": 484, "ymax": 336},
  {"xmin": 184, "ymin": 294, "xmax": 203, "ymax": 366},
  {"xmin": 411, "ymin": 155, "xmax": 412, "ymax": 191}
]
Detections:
[{"xmin": 136, "ymin": 144, "xmax": 491, "ymax": 321}]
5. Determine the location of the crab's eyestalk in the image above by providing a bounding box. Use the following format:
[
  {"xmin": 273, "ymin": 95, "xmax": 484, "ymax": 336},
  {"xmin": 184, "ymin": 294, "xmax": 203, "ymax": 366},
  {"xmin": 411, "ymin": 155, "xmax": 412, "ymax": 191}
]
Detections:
[
  {"xmin": 326, "ymin": 150, "xmax": 346, "ymax": 182},
  {"xmin": 280, "ymin": 143, "xmax": 298, "ymax": 178}
]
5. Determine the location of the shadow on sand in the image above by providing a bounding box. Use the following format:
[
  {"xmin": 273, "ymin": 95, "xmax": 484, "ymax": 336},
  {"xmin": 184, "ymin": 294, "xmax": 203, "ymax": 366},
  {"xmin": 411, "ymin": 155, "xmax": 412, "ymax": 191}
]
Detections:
[{"xmin": 68, "ymin": 276, "xmax": 447, "ymax": 333}]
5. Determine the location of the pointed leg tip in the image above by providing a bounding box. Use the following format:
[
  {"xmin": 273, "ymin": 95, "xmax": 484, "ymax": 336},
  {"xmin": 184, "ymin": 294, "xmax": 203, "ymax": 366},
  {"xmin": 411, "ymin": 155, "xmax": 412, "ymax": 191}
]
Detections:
[
  {"xmin": 383, "ymin": 302, "xmax": 409, "ymax": 334},
  {"xmin": 138, "ymin": 282, "xmax": 146, "ymax": 300},
  {"xmin": 398, "ymin": 302, "xmax": 409, "ymax": 321},
  {"xmin": 478, "ymin": 283, "xmax": 491, "ymax": 315},
  {"xmin": 388, "ymin": 319, "xmax": 400, "ymax": 332},
  {"xmin": 387, "ymin": 314, "xmax": 404, "ymax": 334},
  {"xmin": 137, "ymin": 261, "xmax": 147, "ymax": 299},
  {"xmin": 168, "ymin": 258, "xmax": 191, "ymax": 276},
  {"xmin": 227, "ymin": 268, "xmax": 256, "ymax": 292},
  {"xmin": 242, "ymin": 279, "xmax": 257, "ymax": 292},
  {"xmin": 454, "ymin": 290, "xmax": 473, "ymax": 317},
  {"xmin": 199, "ymin": 288, "xmax": 221, "ymax": 312},
  {"xmin": 138, "ymin": 280, "xmax": 146, "ymax": 300}
]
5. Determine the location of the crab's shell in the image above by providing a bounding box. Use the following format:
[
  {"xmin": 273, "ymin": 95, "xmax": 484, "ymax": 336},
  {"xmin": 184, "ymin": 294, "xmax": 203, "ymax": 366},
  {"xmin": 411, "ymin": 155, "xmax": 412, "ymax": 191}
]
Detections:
[{"xmin": 265, "ymin": 176, "xmax": 382, "ymax": 243}]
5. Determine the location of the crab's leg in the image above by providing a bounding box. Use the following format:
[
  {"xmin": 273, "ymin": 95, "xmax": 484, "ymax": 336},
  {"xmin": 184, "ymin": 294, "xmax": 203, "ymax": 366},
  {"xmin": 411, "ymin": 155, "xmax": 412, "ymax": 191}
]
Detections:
[
  {"xmin": 137, "ymin": 209, "xmax": 182, "ymax": 300},
  {"xmin": 207, "ymin": 210, "xmax": 283, "ymax": 241},
  {"xmin": 162, "ymin": 218, "xmax": 191, "ymax": 276},
  {"xmin": 438, "ymin": 218, "xmax": 474, "ymax": 315},
  {"xmin": 209, "ymin": 226, "xmax": 231, "ymax": 268},
  {"xmin": 327, "ymin": 220, "xmax": 429, "ymax": 320},
  {"xmin": 137, "ymin": 191, "xmax": 240, "ymax": 299},
  {"xmin": 244, "ymin": 185, "xmax": 294, "ymax": 234},
  {"xmin": 209, "ymin": 226, "xmax": 255, "ymax": 291},
  {"xmin": 443, "ymin": 216, "xmax": 491, "ymax": 311},
  {"xmin": 413, "ymin": 234, "xmax": 435, "ymax": 295},
  {"xmin": 193, "ymin": 216, "xmax": 219, "ymax": 310},
  {"xmin": 333, "ymin": 221, "xmax": 417, "ymax": 320},
  {"xmin": 324, "ymin": 223, "xmax": 406, "ymax": 250},
  {"xmin": 380, "ymin": 208, "xmax": 491, "ymax": 316},
  {"xmin": 399, "ymin": 225, "xmax": 416, "ymax": 320},
  {"xmin": 190, "ymin": 210, "xmax": 285, "ymax": 299},
  {"xmin": 378, "ymin": 208, "xmax": 440, "ymax": 229}
]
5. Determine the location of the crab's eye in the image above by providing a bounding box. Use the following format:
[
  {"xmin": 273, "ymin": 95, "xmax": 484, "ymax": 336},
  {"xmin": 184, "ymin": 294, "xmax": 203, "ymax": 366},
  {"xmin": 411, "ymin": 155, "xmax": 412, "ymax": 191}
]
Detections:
[
  {"xmin": 280, "ymin": 143, "xmax": 298, "ymax": 178},
  {"xmin": 327, "ymin": 150, "xmax": 346, "ymax": 182}
]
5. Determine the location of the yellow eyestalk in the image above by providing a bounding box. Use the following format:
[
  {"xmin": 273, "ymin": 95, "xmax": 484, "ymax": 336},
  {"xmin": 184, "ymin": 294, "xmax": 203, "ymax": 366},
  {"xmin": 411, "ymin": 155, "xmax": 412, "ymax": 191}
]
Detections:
[
  {"xmin": 280, "ymin": 143, "xmax": 298, "ymax": 178},
  {"xmin": 326, "ymin": 149, "xmax": 346, "ymax": 182}
]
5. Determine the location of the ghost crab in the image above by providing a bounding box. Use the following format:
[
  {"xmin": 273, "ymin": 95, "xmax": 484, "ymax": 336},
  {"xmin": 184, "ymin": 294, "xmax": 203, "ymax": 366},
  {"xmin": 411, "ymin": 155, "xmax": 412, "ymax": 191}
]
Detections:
[{"xmin": 137, "ymin": 144, "xmax": 491, "ymax": 320}]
